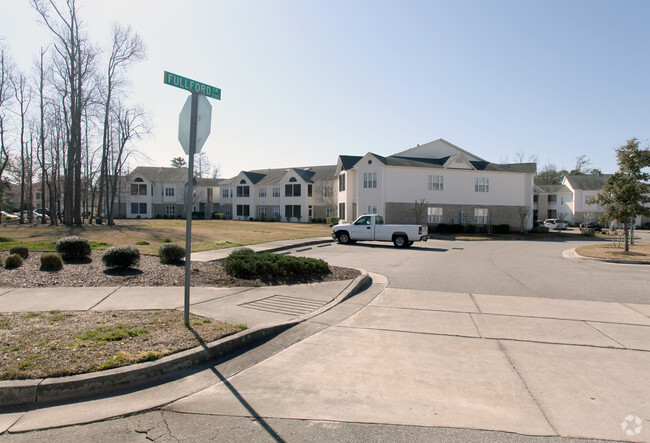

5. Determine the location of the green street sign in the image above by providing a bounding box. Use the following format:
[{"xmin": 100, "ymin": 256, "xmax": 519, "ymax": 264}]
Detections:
[{"xmin": 164, "ymin": 71, "xmax": 221, "ymax": 100}]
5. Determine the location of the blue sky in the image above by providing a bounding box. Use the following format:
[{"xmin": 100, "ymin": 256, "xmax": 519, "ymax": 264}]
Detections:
[{"xmin": 1, "ymin": 0, "xmax": 649, "ymax": 178}]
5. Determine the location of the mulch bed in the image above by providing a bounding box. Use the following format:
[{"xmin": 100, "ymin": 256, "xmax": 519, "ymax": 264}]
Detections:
[{"xmin": 0, "ymin": 251, "xmax": 361, "ymax": 288}]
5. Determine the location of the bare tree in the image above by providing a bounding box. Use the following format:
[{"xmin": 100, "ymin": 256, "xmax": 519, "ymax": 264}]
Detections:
[
  {"xmin": 97, "ymin": 23, "xmax": 145, "ymax": 219},
  {"xmin": 194, "ymin": 151, "xmax": 212, "ymax": 178},
  {"xmin": 513, "ymin": 149, "xmax": 538, "ymax": 164},
  {"xmin": 414, "ymin": 198, "xmax": 428, "ymax": 225},
  {"xmin": 518, "ymin": 205, "xmax": 532, "ymax": 233},
  {"xmin": 11, "ymin": 72, "xmax": 31, "ymax": 223},
  {"xmin": 32, "ymin": 0, "xmax": 97, "ymax": 225},
  {"xmin": 35, "ymin": 46, "xmax": 49, "ymax": 223},
  {"xmin": 0, "ymin": 43, "xmax": 14, "ymax": 187},
  {"xmin": 105, "ymin": 102, "xmax": 149, "ymax": 225}
]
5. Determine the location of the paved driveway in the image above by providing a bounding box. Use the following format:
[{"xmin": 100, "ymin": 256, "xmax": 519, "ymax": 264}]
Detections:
[{"xmin": 291, "ymin": 237, "xmax": 650, "ymax": 303}]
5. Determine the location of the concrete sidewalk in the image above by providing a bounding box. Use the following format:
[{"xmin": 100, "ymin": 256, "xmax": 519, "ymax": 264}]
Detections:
[{"xmin": 166, "ymin": 288, "xmax": 650, "ymax": 442}]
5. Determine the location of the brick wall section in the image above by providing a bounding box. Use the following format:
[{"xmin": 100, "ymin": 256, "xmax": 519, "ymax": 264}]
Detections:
[{"xmin": 385, "ymin": 202, "xmax": 524, "ymax": 231}]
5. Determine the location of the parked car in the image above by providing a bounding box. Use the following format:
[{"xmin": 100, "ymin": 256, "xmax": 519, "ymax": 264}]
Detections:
[
  {"xmin": 34, "ymin": 208, "xmax": 51, "ymax": 217},
  {"xmin": 579, "ymin": 222, "xmax": 602, "ymax": 231},
  {"xmin": 1, "ymin": 211, "xmax": 19, "ymax": 221},
  {"xmin": 544, "ymin": 218, "xmax": 568, "ymax": 230},
  {"xmin": 332, "ymin": 214, "xmax": 429, "ymax": 248},
  {"xmin": 14, "ymin": 210, "xmax": 49, "ymax": 221}
]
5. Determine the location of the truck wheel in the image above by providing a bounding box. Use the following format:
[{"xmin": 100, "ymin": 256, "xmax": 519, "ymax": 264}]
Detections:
[
  {"xmin": 393, "ymin": 235, "xmax": 408, "ymax": 248},
  {"xmin": 337, "ymin": 232, "xmax": 352, "ymax": 244}
]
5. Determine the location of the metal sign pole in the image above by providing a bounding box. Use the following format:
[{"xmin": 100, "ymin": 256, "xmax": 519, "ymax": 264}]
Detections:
[{"xmin": 183, "ymin": 92, "xmax": 199, "ymax": 327}]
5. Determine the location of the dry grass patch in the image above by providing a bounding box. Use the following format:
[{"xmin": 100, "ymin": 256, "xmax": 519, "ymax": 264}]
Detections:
[
  {"xmin": 0, "ymin": 219, "xmax": 332, "ymax": 255},
  {"xmin": 0, "ymin": 310, "xmax": 247, "ymax": 380},
  {"xmin": 576, "ymin": 243, "xmax": 650, "ymax": 262}
]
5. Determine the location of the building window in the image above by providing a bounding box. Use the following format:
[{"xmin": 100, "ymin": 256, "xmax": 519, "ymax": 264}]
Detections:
[
  {"xmin": 427, "ymin": 207, "xmax": 443, "ymax": 223},
  {"xmin": 259, "ymin": 187, "xmax": 266, "ymax": 198},
  {"xmin": 548, "ymin": 194, "xmax": 557, "ymax": 203},
  {"xmin": 222, "ymin": 188, "xmax": 229, "ymax": 199},
  {"xmin": 339, "ymin": 202, "xmax": 345, "ymax": 220},
  {"xmin": 323, "ymin": 186, "xmax": 333, "ymax": 198},
  {"xmin": 165, "ymin": 187, "xmax": 175, "ymax": 197},
  {"xmin": 272, "ymin": 187, "xmax": 280, "ymax": 197},
  {"xmin": 272, "ymin": 207, "xmax": 280, "ymax": 218},
  {"xmin": 428, "ymin": 175, "xmax": 443, "ymax": 191},
  {"xmin": 474, "ymin": 177, "xmax": 489, "ymax": 193},
  {"xmin": 224, "ymin": 207, "xmax": 231, "ymax": 217},
  {"xmin": 308, "ymin": 205, "xmax": 313, "ymax": 217},
  {"xmin": 131, "ymin": 183, "xmax": 147, "ymax": 195},
  {"xmin": 285, "ymin": 183, "xmax": 301, "ymax": 197},
  {"xmin": 166, "ymin": 206, "xmax": 176, "ymax": 216},
  {"xmin": 326, "ymin": 207, "xmax": 332, "ymax": 218},
  {"xmin": 308, "ymin": 184, "xmax": 312, "ymax": 197},
  {"xmin": 236, "ymin": 186, "xmax": 250, "ymax": 198},
  {"xmin": 285, "ymin": 205, "xmax": 301, "ymax": 219},
  {"xmin": 339, "ymin": 173, "xmax": 346, "ymax": 192},
  {"xmin": 367, "ymin": 206, "xmax": 377, "ymax": 214},
  {"xmin": 236, "ymin": 205, "xmax": 250, "ymax": 217},
  {"xmin": 258, "ymin": 207, "xmax": 266, "ymax": 218},
  {"xmin": 474, "ymin": 208, "xmax": 489, "ymax": 224},
  {"xmin": 363, "ymin": 172, "xmax": 377, "ymax": 189},
  {"xmin": 533, "ymin": 195, "xmax": 538, "ymax": 203},
  {"xmin": 585, "ymin": 195, "xmax": 594, "ymax": 205},
  {"xmin": 131, "ymin": 203, "xmax": 147, "ymax": 215}
]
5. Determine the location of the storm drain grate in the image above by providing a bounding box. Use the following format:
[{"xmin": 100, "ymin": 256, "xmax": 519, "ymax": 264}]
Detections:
[{"xmin": 238, "ymin": 295, "xmax": 327, "ymax": 316}]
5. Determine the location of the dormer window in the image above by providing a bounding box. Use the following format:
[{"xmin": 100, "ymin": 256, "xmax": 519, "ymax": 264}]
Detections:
[
  {"xmin": 131, "ymin": 178, "xmax": 147, "ymax": 196},
  {"xmin": 289, "ymin": 177, "xmax": 297, "ymax": 182}
]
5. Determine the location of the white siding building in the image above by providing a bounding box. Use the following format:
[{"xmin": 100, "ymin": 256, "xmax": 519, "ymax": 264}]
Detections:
[{"xmin": 337, "ymin": 139, "xmax": 536, "ymax": 229}]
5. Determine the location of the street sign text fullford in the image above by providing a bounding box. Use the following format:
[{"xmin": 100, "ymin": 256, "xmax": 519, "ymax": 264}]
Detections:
[{"xmin": 164, "ymin": 71, "xmax": 221, "ymax": 100}]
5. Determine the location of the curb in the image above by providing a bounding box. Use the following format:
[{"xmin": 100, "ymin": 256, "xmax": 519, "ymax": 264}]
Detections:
[
  {"xmin": 563, "ymin": 248, "xmax": 650, "ymax": 265},
  {"xmin": 0, "ymin": 271, "xmax": 370, "ymax": 409}
]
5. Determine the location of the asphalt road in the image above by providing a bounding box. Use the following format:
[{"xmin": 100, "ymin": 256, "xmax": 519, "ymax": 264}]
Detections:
[{"xmin": 291, "ymin": 234, "xmax": 650, "ymax": 304}]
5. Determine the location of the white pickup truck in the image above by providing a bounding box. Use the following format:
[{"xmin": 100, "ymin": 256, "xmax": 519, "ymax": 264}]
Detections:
[{"xmin": 331, "ymin": 214, "xmax": 428, "ymax": 248}]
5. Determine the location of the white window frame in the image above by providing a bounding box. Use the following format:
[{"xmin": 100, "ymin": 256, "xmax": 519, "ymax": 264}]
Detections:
[
  {"xmin": 326, "ymin": 207, "xmax": 332, "ymax": 218},
  {"xmin": 428, "ymin": 175, "xmax": 443, "ymax": 191},
  {"xmin": 474, "ymin": 208, "xmax": 489, "ymax": 224},
  {"xmin": 272, "ymin": 187, "xmax": 281, "ymax": 197},
  {"xmin": 222, "ymin": 188, "xmax": 229, "ymax": 199},
  {"xmin": 363, "ymin": 172, "xmax": 377, "ymax": 189},
  {"xmin": 259, "ymin": 187, "xmax": 267, "ymax": 198},
  {"xmin": 166, "ymin": 205, "xmax": 176, "ymax": 216},
  {"xmin": 474, "ymin": 177, "xmax": 489, "ymax": 193},
  {"xmin": 427, "ymin": 207, "xmax": 443, "ymax": 223},
  {"xmin": 367, "ymin": 206, "xmax": 377, "ymax": 214},
  {"xmin": 258, "ymin": 207, "xmax": 266, "ymax": 218},
  {"xmin": 165, "ymin": 187, "xmax": 175, "ymax": 197},
  {"xmin": 272, "ymin": 207, "xmax": 281, "ymax": 218}
]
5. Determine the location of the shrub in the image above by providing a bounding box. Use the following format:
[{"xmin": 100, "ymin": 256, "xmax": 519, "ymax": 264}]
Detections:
[
  {"xmin": 465, "ymin": 224, "xmax": 476, "ymax": 234},
  {"xmin": 532, "ymin": 225, "xmax": 549, "ymax": 233},
  {"xmin": 102, "ymin": 245, "xmax": 140, "ymax": 269},
  {"xmin": 492, "ymin": 224, "xmax": 511, "ymax": 234},
  {"xmin": 9, "ymin": 245, "xmax": 29, "ymax": 259},
  {"xmin": 0, "ymin": 237, "xmax": 12, "ymax": 242},
  {"xmin": 159, "ymin": 243, "xmax": 185, "ymax": 264},
  {"xmin": 224, "ymin": 248, "xmax": 329, "ymax": 279},
  {"xmin": 326, "ymin": 217, "xmax": 340, "ymax": 226},
  {"xmin": 5, "ymin": 253, "xmax": 23, "ymax": 269},
  {"xmin": 56, "ymin": 236, "xmax": 92, "ymax": 260},
  {"xmin": 135, "ymin": 241, "xmax": 150, "ymax": 245},
  {"xmin": 40, "ymin": 253, "xmax": 64, "ymax": 270},
  {"xmin": 161, "ymin": 238, "xmax": 172, "ymax": 243}
]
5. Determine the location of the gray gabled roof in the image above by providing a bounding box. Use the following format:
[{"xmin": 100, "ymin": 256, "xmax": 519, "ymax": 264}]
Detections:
[
  {"xmin": 129, "ymin": 167, "xmax": 188, "ymax": 182},
  {"xmin": 196, "ymin": 178, "xmax": 224, "ymax": 187},
  {"xmin": 535, "ymin": 184, "xmax": 571, "ymax": 194},
  {"xmin": 338, "ymin": 153, "xmax": 536, "ymax": 174},
  {"xmin": 225, "ymin": 165, "xmax": 337, "ymax": 187},
  {"xmin": 564, "ymin": 175, "xmax": 611, "ymax": 190}
]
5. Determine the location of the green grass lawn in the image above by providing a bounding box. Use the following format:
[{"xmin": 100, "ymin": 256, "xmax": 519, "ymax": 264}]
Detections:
[{"xmin": 0, "ymin": 219, "xmax": 332, "ymax": 255}]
